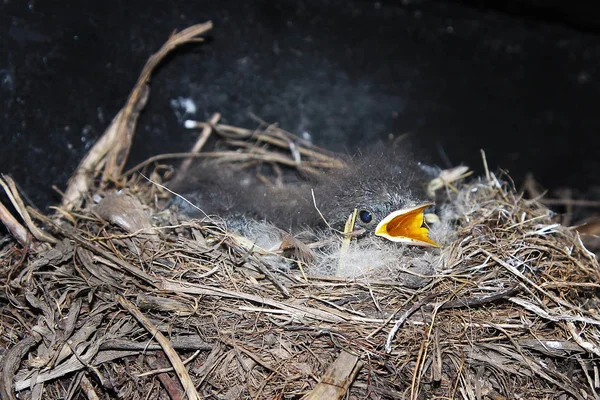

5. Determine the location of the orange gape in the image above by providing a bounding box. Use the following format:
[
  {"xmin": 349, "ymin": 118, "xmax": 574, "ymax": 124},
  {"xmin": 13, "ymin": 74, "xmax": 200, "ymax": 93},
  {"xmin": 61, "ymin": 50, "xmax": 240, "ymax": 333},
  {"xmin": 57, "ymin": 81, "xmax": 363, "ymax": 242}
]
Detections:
[{"xmin": 375, "ymin": 203, "xmax": 439, "ymax": 247}]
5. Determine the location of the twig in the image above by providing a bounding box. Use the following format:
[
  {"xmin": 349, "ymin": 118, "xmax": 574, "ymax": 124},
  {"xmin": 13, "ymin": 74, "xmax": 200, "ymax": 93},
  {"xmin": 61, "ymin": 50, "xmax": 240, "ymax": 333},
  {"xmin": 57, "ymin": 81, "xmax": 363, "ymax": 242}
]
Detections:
[
  {"xmin": 173, "ymin": 112, "xmax": 222, "ymax": 185},
  {"xmin": 302, "ymin": 350, "xmax": 363, "ymax": 399},
  {"xmin": 385, "ymin": 294, "xmax": 435, "ymax": 353},
  {"xmin": 0, "ymin": 174, "xmax": 57, "ymax": 244},
  {"xmin": 80, "ymin": 375, "xmax": 100, "ymax": 400},
  {"xmin": 337, "ymin": 209, "xmax": 357, "ymax": 276},
  {"xmin": 60, "ymin": 22, "xmax": 213, "ymax": 211},
  {"xmin": 117, "ymin": 295, "xmax": 202, "ymax": 400},
  {"xmin": 103, "ymin": 22, "xmax": 213, "ymax": 182},
  {"xmin": 0, "ymin": 197, "xmax": 28, "ymax": 247},
  {"xmin": 161, "ymin": 279, "xmax": 344, "ymax": 323},
  {"xmin": 480, "ymin": 149, "xmax": 490, "ymax": 182},
  {"xmin": 138, "ymin": 350, "xmax": 202, "ymax": 378}
]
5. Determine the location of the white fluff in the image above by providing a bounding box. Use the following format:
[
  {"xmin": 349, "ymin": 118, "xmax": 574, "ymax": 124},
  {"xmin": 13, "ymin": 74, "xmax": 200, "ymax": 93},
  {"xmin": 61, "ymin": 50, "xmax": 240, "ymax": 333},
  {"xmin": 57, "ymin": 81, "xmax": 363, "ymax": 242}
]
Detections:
[
  {"xmin": 233, "ymin": 219, "xmax": 285, "ymax": 253},
  {"xmin": 309, "ymin": 234, "xmax": 442, "ymax": 287},
  {"xmin": 226, "ymin": 192, "xmax": 467, "ymax": 285},
  {"xmin": 229, "ymin": 218, "xmax": 445, "ymax": 287}
]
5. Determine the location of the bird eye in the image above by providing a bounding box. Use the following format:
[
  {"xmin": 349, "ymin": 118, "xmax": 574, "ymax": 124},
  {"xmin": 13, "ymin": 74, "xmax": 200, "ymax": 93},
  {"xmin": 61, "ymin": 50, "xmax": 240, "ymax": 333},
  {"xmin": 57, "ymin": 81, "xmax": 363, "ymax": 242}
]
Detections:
[{"xmin": 358, "ymin": 210, "xmax": 373, "ymax": 224}]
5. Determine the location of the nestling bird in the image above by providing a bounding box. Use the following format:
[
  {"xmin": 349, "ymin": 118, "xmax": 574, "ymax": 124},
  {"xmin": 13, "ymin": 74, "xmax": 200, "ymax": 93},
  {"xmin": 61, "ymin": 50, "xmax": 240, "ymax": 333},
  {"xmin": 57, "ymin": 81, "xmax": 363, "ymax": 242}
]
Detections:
[{"xmin": 172, "ymin": 146, "xmax": 439, "ymax": 249}]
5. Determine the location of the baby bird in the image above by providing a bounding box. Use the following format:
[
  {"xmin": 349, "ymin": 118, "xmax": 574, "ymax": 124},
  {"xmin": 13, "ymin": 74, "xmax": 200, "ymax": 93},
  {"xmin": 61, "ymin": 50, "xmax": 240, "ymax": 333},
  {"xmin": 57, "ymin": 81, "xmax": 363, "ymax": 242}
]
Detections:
[{"xmin": 172, "ymin": 147, "xmax": 438, "ymax": 248}]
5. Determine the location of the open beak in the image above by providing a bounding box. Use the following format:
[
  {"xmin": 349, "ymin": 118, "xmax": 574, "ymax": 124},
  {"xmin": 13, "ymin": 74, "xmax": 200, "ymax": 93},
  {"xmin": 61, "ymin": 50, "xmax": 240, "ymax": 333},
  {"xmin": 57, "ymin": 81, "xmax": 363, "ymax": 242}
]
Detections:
[{"xmin": 375, "ymin": 203, "xmax": 439, "ymax": 247}]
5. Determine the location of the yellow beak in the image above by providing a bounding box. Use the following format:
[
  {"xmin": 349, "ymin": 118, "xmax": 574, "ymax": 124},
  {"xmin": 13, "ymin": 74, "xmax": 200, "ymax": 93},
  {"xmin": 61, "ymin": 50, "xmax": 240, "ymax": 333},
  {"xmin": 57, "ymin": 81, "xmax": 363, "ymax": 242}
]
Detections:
[{"xmin": 375, "ymin": 203, "xmax": 439, "ymax": 247}]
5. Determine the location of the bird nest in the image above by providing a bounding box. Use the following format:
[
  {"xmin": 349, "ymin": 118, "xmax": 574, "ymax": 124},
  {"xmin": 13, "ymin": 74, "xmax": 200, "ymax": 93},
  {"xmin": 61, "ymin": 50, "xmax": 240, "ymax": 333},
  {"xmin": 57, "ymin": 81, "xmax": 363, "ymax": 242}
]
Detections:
[{"xmin": 1, "ymin": 23, "xmax": 599, "ymax": 400}]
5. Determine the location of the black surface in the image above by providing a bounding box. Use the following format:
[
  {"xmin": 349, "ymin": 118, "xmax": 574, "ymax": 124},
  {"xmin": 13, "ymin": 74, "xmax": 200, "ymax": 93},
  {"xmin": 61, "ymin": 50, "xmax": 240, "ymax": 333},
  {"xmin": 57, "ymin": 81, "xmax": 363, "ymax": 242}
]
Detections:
[{"xmin": 1, "ymin": 0, "xmax": 599, "ymax": 210}]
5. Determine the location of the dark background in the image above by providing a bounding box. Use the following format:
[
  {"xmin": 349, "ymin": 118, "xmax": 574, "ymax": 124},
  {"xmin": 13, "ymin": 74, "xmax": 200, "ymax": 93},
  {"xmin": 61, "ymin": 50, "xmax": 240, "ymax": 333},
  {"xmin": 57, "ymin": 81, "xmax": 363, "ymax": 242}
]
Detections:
[{"xmin": 1, "ymin": 0, "xmax": 599, "ymax": 210}]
